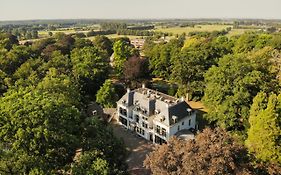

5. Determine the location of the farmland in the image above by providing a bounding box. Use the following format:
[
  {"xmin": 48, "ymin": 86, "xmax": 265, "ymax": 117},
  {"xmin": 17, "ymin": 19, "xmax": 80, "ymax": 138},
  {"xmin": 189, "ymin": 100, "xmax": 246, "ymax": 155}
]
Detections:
[{"xmin": 155, "ymin": 24, "xmax": 232, "ymax": 34}]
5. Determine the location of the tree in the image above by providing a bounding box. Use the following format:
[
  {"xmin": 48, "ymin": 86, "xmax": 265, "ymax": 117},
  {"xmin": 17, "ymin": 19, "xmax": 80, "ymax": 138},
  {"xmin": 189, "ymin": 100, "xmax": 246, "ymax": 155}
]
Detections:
[
  {"xmin": 93, "ymin": 35, "xmax": 113, "ymax": 57},
  {"xmin": 0, "ymin": 33, "xmax": 18, "ymax": 50},
  {"xmin": 96, "ymin": 80, "xmax": 118, "ymax": 108},
  {"xmin": 0, "ymin": 70, "xmax": 7, "ymax": 95},
  {"xmin": 74, "ymin": 38, "xmax": 93, "ymax": 49},
  {"xmin": 123, "ymin": 56, "xmax": 149, "ymax": 82},
  {"xmin": 233, "ymin": 33, "xmax": 258, "ymax": 54},
  {"xmin": 203, "ymin": 50, "xmax": 279, "ymax": 132},
  {"xmin": 172, "ymin": 36, "xmax": 232, "ymax": 100},
  {"xmin": 0, "ymin": 45, "xmax": 33, "ymax": 75},
  {"xmin": 78, "ymin": 117, "xmax": 128, "ymax": 174},
  {"xmin": 0, "ymin": 85, "xmax": 82, "ymax": 173},
  {"xmin": 71, "ymin": 46, "xmax": 109, "ymax": 96},
  {"xmin": 146, "ymin": 39, "xmax": 182, "ymax": 78},
  {"xmin": 48, "ymin": 31, "xmax": 53, "ymax": 37},
  {"xmin": 144, "ymin": 128, "xmax": 251, "ymax": 175},
  {"xmin": 246, "ymin": 92, "xmax": 281, "ymax": 164},
  {"xmin": 112, "ymin": 40, "xmax": 136, "ymax": 76},
  {"xmin": 71, "ymin": 150, "xmax": 110, "ymax": 175}
]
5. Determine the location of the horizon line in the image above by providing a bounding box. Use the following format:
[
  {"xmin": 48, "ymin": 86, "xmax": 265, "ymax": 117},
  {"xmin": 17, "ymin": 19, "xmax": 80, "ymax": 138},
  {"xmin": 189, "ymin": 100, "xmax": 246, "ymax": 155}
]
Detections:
[{"xmin": 1, "ymin": 17, "xmax": 281, "ymax": 23}]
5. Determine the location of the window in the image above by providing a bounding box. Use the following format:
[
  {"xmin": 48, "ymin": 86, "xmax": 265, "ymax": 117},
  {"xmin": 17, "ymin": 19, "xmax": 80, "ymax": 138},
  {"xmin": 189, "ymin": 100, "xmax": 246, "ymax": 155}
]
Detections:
[
  {"xmin": 178, "ymin": 125, "xmax": 180, "ymax": 131},
  {"xmin": 119, "ymin": 116, "xmax": 127, "ymax": 126},
  {"xmin": 119, "ymin": 107, "xmax": 127, "ymax": 116},
  {"xmin": 135, "ymin": 115, "xmax": 139, "ymax": 123},
  {"xmin": 162, "ymin": 128, "xmax": 166, "ymax": 137},
  {"xmin": 156, "ymin": 125, "xmax": 160, "ymax": 134},
  {"xmin": 142, "ymin": 122, "xmax": 148, "ymax": 128},
  {"xmin": 182, "ymin": 122, "xmax": 184, "ymax": 125},
  {"xmin": 189, "ymin": 119, "xmax": 191, "ymax": 126}
]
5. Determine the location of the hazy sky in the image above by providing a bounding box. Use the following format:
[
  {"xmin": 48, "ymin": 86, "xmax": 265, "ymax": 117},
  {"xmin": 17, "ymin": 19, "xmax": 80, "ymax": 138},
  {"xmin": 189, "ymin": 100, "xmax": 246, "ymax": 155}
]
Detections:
[{"xmin": 0, "ymin": 0, "xmax": 280, "ymax": 21}]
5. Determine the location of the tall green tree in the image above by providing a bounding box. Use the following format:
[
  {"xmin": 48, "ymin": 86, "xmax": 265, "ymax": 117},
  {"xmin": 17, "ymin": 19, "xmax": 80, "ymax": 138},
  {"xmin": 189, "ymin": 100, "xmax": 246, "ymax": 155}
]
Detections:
[
  {"xmin": 0, "ymin": 85, "xmax": 81, "ymax": 173},
  {"xmin": 246, "ymin": 92, "xmax": 281, "ymax": 164},
  {"xmin": 71, "ymin": 46, "xmax": 109, "ymax": 96},
  {"xmin": 172, "ymin": 36, "xmax": 232, "ymax": 99},
  {"xmin": 72, "ymin": 150, "xmax": 110, "ymax": 175},
  {"xmin": 0, "ymin": 45, "xmax": 33, "ymax": 75},
  {"xmin": 96, "ymin": 79, "xmax": 118, "ymax": 108},
  {"xmin": 112, "ymin": 40, "xmax": 136, "ymax": 76},
  {"xmin": 203, "ymin": 50, "xmax": 279, "ymax": 132},
  {"xmin": 93, "ymin": 35, "xmax": 113, "ymax": 57}
]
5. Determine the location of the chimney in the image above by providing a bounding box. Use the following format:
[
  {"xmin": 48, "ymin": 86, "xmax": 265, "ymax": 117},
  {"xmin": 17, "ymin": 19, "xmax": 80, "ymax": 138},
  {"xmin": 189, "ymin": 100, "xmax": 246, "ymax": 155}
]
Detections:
[
  {"xmin": 142, "ymin": 83, "xmax": 145, "ymax": 88},
  {"xmin": 180, "ymin": 96, "xmax": 185, "ymax": 102},
  {"xmin": 127, "ymin": 88, "xmax": 133, "ymax": 106},
  {"xmin": 186, "ymin": 93, "xmax": 189, "ymax": 102}
]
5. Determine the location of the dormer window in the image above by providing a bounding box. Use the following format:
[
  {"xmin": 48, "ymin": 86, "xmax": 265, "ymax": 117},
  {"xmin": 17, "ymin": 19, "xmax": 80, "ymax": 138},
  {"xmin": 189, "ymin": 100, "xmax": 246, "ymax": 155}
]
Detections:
[
  {"xmin": 172, "ymin": 116, "xmax": 178, "ymax": 124},
  {"xmin": 155, "ymin": 109, "xmax": 160, "ymax": 114},
  {"xmin": 187, "ymin": 108, "xmax": 192, "ymax": 116},
  {"xmin": 160, "ymin": 116, "xmax": 165, "ymax": 122}
]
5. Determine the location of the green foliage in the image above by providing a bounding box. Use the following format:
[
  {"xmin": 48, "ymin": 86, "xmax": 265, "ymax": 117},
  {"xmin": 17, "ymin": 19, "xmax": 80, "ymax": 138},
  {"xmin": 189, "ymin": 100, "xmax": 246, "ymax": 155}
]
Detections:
[
  {"xmin": 71, "ymin": 46, "xmax": 109, "ymax": 96},
  {"xmin": 146, "ymin": 39, "xmax": 182, "ymax": 78},
  {"xmin": 0, "ymin": 70, "xmax": 7, "ymax": 95},
  {"xmin": 71, "ymin": 46, "xmax": 108, "ymax": 79},
  {"xmin": 72, "ymin": 150, "xmax": 110, "ymax": 175},
  {"xmin": 0, "ymin": 85, "xmax": 81, "ymax": 173},
  {"xmin": 246, "ymin": 92, "xmax": 281, "ymax": 164},
  {"xmin": 203, "ymin": 50, "xmax": 279, "ymax": 131},
  {"xmin": 233, "ymin": 33, "xmax": 258, "ymax": 53},
  {"xmin": 0, "ymin": 33, "xmax": 18, "ymax": 50},
  {"xmin": 0, "ymin": 32, "xmax": 128, "ymax": 174},
  {"xmin": 0, "ymin": 45, "xmax": 33, "ymax": 75},
  {"xmin": 96, "ymin": 79, "xmax": 118, "ymax": 108},
  {"xmin": 172, "ymin": 36, "xmax": 232, "ymax": 99},
  {"xmin": 74, "ymin": 38, "xmax": 93, "ymax": 49},
  {"xmin": 93, "ymin": 35, "xmax": 113, "ymax": 57},
  {"xmin": 79, "ymin": 117, "xmax": 128, "ymax": 174},
  {"xmin": 113, "ymin": 40, "xmax": 136, "ymax": 76}
]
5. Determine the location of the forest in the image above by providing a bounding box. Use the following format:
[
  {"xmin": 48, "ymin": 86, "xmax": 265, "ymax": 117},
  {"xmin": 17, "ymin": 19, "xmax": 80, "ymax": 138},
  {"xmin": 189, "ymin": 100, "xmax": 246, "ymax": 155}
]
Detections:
[{"xmin": 0, "ymin": 20, "xmax": 281, "ymax": 174}]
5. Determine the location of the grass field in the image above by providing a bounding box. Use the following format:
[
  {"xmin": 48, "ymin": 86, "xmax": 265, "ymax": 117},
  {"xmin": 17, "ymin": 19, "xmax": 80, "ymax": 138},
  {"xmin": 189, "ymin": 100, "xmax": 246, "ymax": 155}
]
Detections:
[
  {"xmin": 87, "ymin": 34, "xmax": 144, "ymax": 40},
  {"xmin": 226, "ymin": 28, "xmax": 255, "ymax": 37},
  {"xmin": 38, "ymin": 30, "xmax": 89, "ymax": 38},
  {"xmin": 155, "ymin": 24, "xmax": 257, "ymax": 37},
  {"xmin": 155, "ymin": 25, "xmax": 232, "ymax": 35},
  {"xmin": 37, "ymin": 24, "xmax": 258, "ymax": 41}
]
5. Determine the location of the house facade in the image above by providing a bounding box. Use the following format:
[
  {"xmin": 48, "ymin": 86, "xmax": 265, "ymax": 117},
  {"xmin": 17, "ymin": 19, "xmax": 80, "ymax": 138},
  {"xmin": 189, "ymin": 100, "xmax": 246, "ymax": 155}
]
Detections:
[{"xmin": 116, "ymin": 86, "xmax": 196, "ymax": 144}]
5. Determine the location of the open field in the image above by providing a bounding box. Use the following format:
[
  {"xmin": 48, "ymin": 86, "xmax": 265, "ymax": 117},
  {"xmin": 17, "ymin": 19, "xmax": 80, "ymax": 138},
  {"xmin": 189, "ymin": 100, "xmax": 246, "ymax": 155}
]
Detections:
[
  {"xmin": 155, "ymin": 24, "xmax": 258, "ymax": 37},
  {"xmin": 34, "ymin": 24, "xmax": 260, "ymax": 42},
  {"xmin": 38, "ymin": 29, "xmax": 90, "ymax": 37},
  {"xmin": 226, "ymin": 28, "xmax": 256, "ymax": 37},
  {"xmin": 87, "ymin": 34, "xmax": 144, "ymax": 40},
  {"xmin": 155, "ymin": 24, "xmax": 232, "ymax": 34}
]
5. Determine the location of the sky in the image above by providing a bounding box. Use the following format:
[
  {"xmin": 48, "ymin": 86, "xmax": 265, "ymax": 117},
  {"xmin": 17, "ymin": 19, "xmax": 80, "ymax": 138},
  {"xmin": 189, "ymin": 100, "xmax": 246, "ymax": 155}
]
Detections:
[{"xmin": 0, "ymin": 0, "xmax": 280, "ymax": 21}]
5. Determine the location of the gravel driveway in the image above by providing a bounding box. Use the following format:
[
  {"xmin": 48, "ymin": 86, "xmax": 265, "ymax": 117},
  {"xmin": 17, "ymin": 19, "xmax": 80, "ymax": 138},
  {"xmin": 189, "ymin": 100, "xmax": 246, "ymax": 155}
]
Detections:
[{"xmin": 111, "ymin": 121, "xmax": 154, "ymax": 175}]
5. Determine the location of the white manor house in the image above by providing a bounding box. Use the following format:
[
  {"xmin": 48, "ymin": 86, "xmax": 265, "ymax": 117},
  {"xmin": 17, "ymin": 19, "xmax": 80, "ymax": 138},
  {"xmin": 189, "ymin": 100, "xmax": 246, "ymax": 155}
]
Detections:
[{"xmin": 116, "ymin": 85, "xmax": 197, "ymax": 144}]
